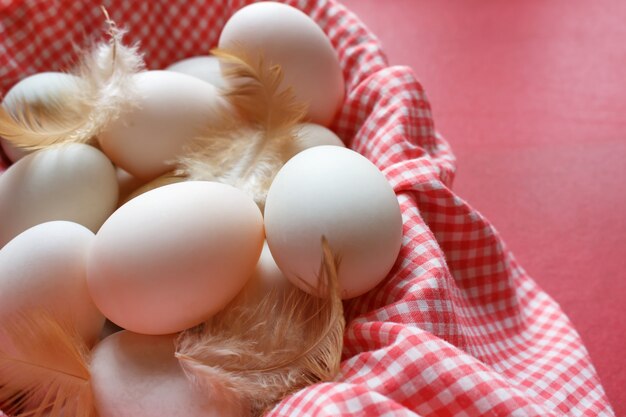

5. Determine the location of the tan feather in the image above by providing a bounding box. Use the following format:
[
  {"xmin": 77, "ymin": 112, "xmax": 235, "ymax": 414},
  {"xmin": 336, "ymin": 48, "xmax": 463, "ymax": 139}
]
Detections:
[
  {"xmin": 0, "ymin": 8, "xmax": 144, "ymax": 151},
  {"xmin": 0, "ymin": 92, "xmax": 87, "ymax": 150},
  {"xmin": 176, "ymin": 48, "xmax": 307, "ymax": 210},
  {"xmin": 0, "ymin": 311, "xmax": 94, "ymax": 417},
  {"xmin": 176, "ymin": 118, "xmax": 297, "ymax": 210},
  {"xmin": 175, "ymin": 237, "xmax": 345, "ymax": 417},
  {"xmin": 211, "ymin": 48, "xmax": 307, "ymax": 132}
]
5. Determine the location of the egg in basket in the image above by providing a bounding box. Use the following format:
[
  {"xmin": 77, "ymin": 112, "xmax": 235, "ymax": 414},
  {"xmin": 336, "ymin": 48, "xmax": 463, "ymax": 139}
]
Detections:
[
  {"xmin": 0, "ymin": 3, "xmax": 403, "ymax": 416},
  {"xmin": 1, "ymin": 1, "xmax": 609, "ymax": 417}
]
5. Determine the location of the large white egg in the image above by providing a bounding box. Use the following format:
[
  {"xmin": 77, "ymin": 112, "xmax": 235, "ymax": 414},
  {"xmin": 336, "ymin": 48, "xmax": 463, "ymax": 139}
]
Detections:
[
  {"xmin": 219, "ymin": 2, "xmax": 345, "ymax": 126},
  {"xmin": 91, "ymin": 331, "xmax": 241, "ymax": 417},
  {"xmin": 1, "ymin": 72, "xmax": 82, "ymax": 162},
  {"xmin": 87, "ymin": 181, "xmax": 264, "ymax": 335},
  {"xmin": 0, "ymin": 221, "xmax": 104, "ymax": 347},
  {"xmin": 264, "ymin": 146, "xmax": 403, "ymax": 299},
  {"xmin": 98, "ymin": 71, "xmax": 231, "ymax": 180},
  {"xmin": 0, "ymin": 143, "xmax": 118, "ymax": 248},
  {"xmin": 166, "ymin": 56, "xmax": 225, "ymax": 88}
]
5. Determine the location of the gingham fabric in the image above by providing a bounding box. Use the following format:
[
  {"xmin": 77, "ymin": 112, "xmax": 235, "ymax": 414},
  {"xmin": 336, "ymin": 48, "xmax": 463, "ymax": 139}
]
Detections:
[{"xmin": 0, "ymin": 1, "xmax": 615, "ymax": 416}]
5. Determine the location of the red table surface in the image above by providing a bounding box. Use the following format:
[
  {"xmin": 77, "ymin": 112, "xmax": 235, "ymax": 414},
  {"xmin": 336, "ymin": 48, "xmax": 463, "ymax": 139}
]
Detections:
[{"xmin": 341, "ymin": 0, "xmax": 626, "ymax": 415}]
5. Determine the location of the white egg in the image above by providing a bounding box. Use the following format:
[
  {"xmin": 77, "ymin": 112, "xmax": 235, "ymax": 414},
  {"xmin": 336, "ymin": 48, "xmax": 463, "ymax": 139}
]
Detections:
[
  {"xmin": 264, "ymin": 146, "xmax": 403, "ymax": 299},
  {"xmin": 1, "ymin": 72, "xmax": 82, "ymax": 162},
  {"xmin": 91, "ymin": 331, "xmax": 241, "ymax": 417},
  {"xmin": 0, "ymin": 143, "xmax": 118, "ymax": 248},
  {"xmin": 98, "ymin": 71, "xmax": 231, "ymax": 180},
  {"xmin": 166, "ymin": 56, "xmax": 225, "ymax": 88},
  {"xmin": 219, "ymin": 2, "xmax": 345, "ymax": 126},
  {"xmin": 87, "ymin": 181, "xmax": 264, "ymax": 335},
  {"xmin": 0, "ymin": 221, "xmax": 104, "ymax": 347},
  {"xmin": 294, "ymin": 123, "xmax": 345, "ymax": 153}
]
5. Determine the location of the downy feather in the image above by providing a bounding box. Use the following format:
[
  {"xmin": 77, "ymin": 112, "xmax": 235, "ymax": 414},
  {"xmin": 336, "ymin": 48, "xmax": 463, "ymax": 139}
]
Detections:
[
  {"xmin": 0, "ymin": 311, "xmax": 94, "ymax": 417},
  {"xmin": 175, "ymin": 238, "xmax": 345, "ymax": 417},
  {"xmin": 176, "ymin": 48, "xmax": 307, "ymax": 210},
  {"xmin": 0, "ymin": 8, "xmax": 144, "ymax": 151}
]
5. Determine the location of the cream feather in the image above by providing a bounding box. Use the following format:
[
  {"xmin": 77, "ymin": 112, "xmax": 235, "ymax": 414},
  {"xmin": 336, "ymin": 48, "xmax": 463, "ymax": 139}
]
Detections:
[
  {"xmin": 175, "ymin": 238, "xmax": 345, "ymax": 417},
  {"xmin": 0, "ymin": 8, "xmax": 144, "ymax": 151},
  {"xmin": 176, "ymin": 48, "xmax": 307, "ymax": 211},
  {"xmin": 0, "ymin": 311, "xmax": 94, "ymax": 417}
]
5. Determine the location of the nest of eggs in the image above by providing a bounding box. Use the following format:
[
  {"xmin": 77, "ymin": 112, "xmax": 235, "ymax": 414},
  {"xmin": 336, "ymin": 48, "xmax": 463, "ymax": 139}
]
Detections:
[{"xmin": 0, "ymin": 4, "xmax": 402, "ymax": 417}]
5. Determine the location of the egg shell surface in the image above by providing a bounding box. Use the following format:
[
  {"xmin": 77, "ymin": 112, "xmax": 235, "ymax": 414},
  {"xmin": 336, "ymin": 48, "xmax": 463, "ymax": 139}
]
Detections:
[
  {"xmin": 91, "ymin": 331, "xmax": 241, "ymax": 417},
  {"xmin": 0, "ymin": 143, "xmax": 118, "ymax": 248},
  {"xmin": 1, "ymin": 72, "xmax": 82, "ymax": 162},
  {"xmin": 294, "ymin": 123, "xmax": 345, "ymax": 153},
  {"xmin": 87, "ymin": 181, "xmax": 264, "ymax": 335},
  {"xmin": 166, "ymin": 56, "xmax": 226, "ymax": 88},
  {"xmin": 0, "ymin": 221, "xmax": 104, "ymax": 347},
  {"xmin": 219, "ymin": 2, "xmax": 344, "ymax": 126},
  {"xmin": 264, "ymin": 146, "xmax": 403, "ymax": 299},
  {"xmin": 98, "ymin": 71, "xmax": 231, "ymax": 180}
]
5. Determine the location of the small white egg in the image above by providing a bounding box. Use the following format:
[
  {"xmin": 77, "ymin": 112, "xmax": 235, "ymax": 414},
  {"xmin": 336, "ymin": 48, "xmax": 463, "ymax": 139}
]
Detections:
[
  {"xmin": 166, "ymin": 56, "xmax": 225, "ymax": 88},
  {"xmin": 0, "ymin": 221, "xmax": 104, "ymax": 347},
  {"xmin": 1, "ymin": 72, "xmax": 82, "ymax": 162},
  {"xmin": 219, "ymin": 2, "xmax": 345, "ymax": 126},
  {"xmin": 264, "ymin": 146, "xmax": 403, "ymax": 299},
  {"xmin": 0, "ymin": 143, "xmax": 118, "ymax": 248},
  {"xmin": 91, "ymin": 331, "xmax": 240, "ymax": 417},
  {"xmin": 294, "ymin": 123, "xmax": 345, "ymax": 153},
  {"xmin": 98, "ymin": 71, "xmax": 231, "ymax": 180}
]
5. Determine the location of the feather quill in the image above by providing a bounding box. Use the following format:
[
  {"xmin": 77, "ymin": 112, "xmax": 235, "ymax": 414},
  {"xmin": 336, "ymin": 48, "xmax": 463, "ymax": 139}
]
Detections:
[
  {"xmin": 0, "ymin": 8, "xmax": 144, "ymax": 151},
  {"xmin": 175, "ymin": 237, "xmax": 345, "ymax": 417},
  {"xmin": 176, "ymin": 48, "xmax": 307, "ymax": 210},
  {"xmin": 0, "ymin": 311, "xmax": 94, "ymax": 417}
]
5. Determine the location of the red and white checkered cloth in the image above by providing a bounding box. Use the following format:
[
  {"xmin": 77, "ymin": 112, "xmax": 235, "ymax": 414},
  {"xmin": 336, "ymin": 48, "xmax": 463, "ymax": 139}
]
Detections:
[{"xmin": 0, "ymin": 1, "xmax": 615, "ymax": 416}]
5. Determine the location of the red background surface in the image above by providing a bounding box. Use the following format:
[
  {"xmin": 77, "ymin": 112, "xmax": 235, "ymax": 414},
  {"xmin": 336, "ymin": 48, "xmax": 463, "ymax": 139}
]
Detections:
[{"xmin": 340, "ymin": 0, "xmax": 625, "ymax": 415}]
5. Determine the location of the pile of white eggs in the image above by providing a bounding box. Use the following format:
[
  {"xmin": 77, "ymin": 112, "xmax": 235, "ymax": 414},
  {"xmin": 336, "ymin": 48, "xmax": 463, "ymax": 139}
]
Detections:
[{"xmin": 0, "ymin": 3, "xmax": 403, "ymax": 416}]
